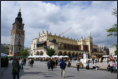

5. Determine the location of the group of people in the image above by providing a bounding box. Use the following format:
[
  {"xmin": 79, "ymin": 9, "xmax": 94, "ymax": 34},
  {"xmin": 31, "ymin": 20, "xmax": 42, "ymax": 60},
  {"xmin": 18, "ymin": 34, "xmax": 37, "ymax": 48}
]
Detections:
[
  {"xmin": 107, "ymin": 60, "xmax": 116, "ymax": 73},
  {"xmin": 12, "ymin": 57, "xmax": 34, "ymax": 79},
  {"xmin": 47, "ymin": 58, "xmax": 58, "ymax": 71},
  {"xmin": 12, "ymin": 56, "xmax": 117, "ymax": 79},
  {"xmin": 47, "ymin": 58, "xmax": 72, "ymax": 78},
  {"xmin": 27, "ymin": 59, "xmax": 34, "ymax": 68}
]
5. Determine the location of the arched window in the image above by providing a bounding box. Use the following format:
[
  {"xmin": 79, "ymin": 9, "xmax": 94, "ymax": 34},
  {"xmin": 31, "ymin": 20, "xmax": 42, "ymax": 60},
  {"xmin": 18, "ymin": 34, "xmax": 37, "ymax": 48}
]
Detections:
[{"xmin": 18, "ymin": 39, "xmax": 20, "ymax": 45}]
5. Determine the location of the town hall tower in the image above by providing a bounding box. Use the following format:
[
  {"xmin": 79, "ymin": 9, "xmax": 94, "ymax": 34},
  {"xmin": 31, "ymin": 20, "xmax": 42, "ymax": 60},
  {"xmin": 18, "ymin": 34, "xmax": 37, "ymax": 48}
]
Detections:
[{"xmin": 9, "ymin": 9, "xmax": 25, "ymax": 56}]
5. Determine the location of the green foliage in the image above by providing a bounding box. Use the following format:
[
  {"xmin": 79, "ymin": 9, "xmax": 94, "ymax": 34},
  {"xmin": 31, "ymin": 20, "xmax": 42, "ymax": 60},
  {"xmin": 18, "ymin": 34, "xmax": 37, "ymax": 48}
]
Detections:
[
  {"xmin": 107, "ymin": 8, "xmax": 117, "ymax": 37},
  {"xmin": 21, "ymin": 48, "xmax": 29, "ymax": 58},
  {"xmin": 46, "ymin": 48, "xmax": 55, "ymax": 57},
  {"xmin": 114, "ymin": 50, "xmax": 117, "ymax": 55}
]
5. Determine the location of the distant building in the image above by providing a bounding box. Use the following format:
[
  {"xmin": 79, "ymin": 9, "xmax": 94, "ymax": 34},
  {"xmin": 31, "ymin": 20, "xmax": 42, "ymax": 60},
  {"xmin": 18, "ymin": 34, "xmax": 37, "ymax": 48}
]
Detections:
[
  {"xmin": 98, "ymin": 45, "xmax": 109, "ymax": 55},
  {"xmin": 31, "ymin": 31, "xmax": 105, "ymax": 58},
  {"xmin": 109, "ymin": 45, "xmax": 116, "ymax": 57},
  {"xmin": 1, "ymin": 43, "xmax": 10, "ymax": 55}
]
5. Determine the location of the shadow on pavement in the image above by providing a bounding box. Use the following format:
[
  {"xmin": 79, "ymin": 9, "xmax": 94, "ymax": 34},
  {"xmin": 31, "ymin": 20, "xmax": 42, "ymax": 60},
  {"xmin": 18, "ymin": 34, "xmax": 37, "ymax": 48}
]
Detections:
[
  {"xmin": 65, "ymin": 75, "xmax": 75, "ymax": 78},
  {"xmin": 19, "ymin": 69, "xmax": 59, "ymax": 78}
]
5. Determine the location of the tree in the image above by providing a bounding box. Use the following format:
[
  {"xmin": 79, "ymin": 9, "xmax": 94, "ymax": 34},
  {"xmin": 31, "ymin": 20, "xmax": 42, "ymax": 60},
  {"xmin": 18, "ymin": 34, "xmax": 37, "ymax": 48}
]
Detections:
[
  {"xmin": 114, "ymin": 50, "xmax": 117, "ymax": 55},
  {"xmin": 106, "ymin": 8, "xmax": 117, "ymax": 37},
  {"xmin": 21, "ymin": 48, "xmax": 29, "ymax": 58},
  {"xmin": 46, "ymin": 48, "xmax": 55, "ymax": 57}
]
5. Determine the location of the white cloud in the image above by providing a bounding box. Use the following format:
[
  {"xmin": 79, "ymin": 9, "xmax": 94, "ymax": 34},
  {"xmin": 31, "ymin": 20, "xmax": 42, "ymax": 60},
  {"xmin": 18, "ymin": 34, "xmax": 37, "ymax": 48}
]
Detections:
[{"xmin": 1, "ymin": 1, "xmax": 117, "ymax": 47}]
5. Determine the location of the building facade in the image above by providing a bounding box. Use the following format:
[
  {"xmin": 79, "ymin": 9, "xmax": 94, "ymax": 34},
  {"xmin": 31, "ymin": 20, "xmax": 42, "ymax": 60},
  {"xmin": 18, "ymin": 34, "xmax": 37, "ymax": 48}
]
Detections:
[
  {"xmin": 109, "ymin": 45, "xmax": 116, "ymax": 57},
  {"xmin": 31, "ymin": 31, "xmax": 104, "ymax": 58},
  {"xmin": 9, "ymin": 9, "xmax": 25, "ymax": 56}
]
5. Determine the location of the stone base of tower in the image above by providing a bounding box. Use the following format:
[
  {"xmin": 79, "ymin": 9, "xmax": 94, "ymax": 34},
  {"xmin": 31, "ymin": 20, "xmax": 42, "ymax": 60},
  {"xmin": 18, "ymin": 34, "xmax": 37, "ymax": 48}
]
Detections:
[
  {"xmin": 9, "ymin": 52, "xmax": 22, "ymax": 56},
  {"xmin": 9, "ymin": 52, "xmax": 14, "ymax": 56},
  {"xmin": 14, "ymin": 52, "xmax": 22, "ymax": 56}
]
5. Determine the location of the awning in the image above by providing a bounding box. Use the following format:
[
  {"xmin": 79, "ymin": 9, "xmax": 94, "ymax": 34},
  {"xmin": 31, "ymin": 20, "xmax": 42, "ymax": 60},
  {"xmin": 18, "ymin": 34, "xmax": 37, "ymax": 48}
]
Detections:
[
  {"xmin": 79, "ymin": 57, "xmax": 82, "ymax": 58},
  {"xmin": 37, "ymin": 41, "xmax": 46, "ymax": 45},
  {"xmin": 102, "ymin": 55, "xmax": 109, "ymax": 57},
  {"xmin": 92, "ymin": 55, "xmax": 97, "ymax": 58}
]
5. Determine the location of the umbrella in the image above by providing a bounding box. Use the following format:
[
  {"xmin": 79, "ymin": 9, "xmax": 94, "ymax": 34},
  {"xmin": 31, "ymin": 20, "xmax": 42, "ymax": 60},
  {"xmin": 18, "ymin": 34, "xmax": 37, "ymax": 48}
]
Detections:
[
  {"xmin": 102, "ymin": 55, "xmax": 109, "ymax": 57},
  {"xmin": 63, "ymin": 55, "xmax": 69, "ymax": 57},
  {"xmin": 43, "ymin": 55, "xmax": 50, "ymax": 58},
  {"xmin": 59, "ymin": 55, "xmax": 63, "ymax": 58},
  {"xmin": 52, "ymin": 55, "xmax": 59, "ymax": 58},
  {"xmin": 1, "ymin": 53, "xmax": 7, "ymax": 56}
]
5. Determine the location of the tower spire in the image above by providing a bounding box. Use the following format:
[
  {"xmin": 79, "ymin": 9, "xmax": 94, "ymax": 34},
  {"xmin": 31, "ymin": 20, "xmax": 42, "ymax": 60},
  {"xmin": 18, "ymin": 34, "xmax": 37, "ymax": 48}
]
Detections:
[{"xmin": 19, "ymin": 8, "xmax": 21, "ymax": 12}]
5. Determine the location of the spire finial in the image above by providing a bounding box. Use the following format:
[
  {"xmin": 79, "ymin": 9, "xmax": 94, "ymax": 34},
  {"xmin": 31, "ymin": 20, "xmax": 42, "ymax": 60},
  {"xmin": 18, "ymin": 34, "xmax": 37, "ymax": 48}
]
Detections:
[{"xmin": 19, "ymin": 8, "xmax": 21, "ymax": 12}]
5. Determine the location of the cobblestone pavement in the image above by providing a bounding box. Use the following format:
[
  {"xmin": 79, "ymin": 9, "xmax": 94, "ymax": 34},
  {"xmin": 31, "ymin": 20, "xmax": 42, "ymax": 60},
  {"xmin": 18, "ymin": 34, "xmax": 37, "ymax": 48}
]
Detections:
[{"xmin": 1, "ymin": 61, "xmax": 117, "ymax": 79}]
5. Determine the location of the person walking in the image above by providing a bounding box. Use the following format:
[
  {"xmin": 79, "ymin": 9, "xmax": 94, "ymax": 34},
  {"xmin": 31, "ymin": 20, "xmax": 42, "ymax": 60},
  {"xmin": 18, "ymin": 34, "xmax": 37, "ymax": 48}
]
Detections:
[
  {"xmin": 76, "ymin": 58, "xmax": 80, "ymax": 71},
  {"xmin": 24, "ymin": 58, "xmax": 26, "ymax": 66},
  {"xmin": 47, "ymin": 59, "xmax": 51, "ymax": 71},
  {"xmin": 53, "ymin": 59, "xmax": 56, "ymax": 68},
  {"xmin": 20, "ymin": 58, "xmax": 24, "ymax": 69},
  {"xmin": 60, "ymin": 59, "xmax": 67, "ymax": 78},
  {"xmin": 50, "ymin": 59, "xmax": 54, "ymax": 71},
  {"xmin": 28, "ymin": 59, "xmax": 30, "ymax": 66},
  {"xmin": 56, "ymin": 59, "xmax": 58, "ymax": 66},
  {"xmin": 19, "ymin": 58, "xmax": 22, "ymax": 69},
  {"xmin": 30, "ymin": 59, "xmax": 34, "ymax": 68},
  {"xmin": 58, "ymin": 58, "xmax": 62, "ymax": 65},
  {"xmin": 12, "ymin": 57, "xmax": 20, "ymax": 79},
  {"xmin": 67, "ymin": 59, "xmax": 71, "ymax": 67}
]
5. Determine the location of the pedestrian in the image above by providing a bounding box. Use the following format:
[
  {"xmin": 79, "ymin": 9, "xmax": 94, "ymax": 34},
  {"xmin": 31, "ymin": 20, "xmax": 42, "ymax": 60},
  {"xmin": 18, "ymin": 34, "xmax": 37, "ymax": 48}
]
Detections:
[
  {"xmin": 12, "ymin": 57, "xmax": 20, "ymax": 79},
  {"xmin": 19, "ymin": 58, "xmax": 22, "ymax": 69},
  {"xmin": 58, "ymin": 58, "xmax": 62, "ymax": 65},
  {"xmin": 107, "ymin": 64, "xmax": 110, "ymax": 72},
  {"xmin": 47, "ymin": 59, "xmax": 51, "ymax": 71},
  {"xmin": 28, "ymin": 59, "xmax": 30, "ymax": 66},
  {"xmin": 50, "ymin": 59, "xmax": 54, "ymax": 71},
  {"xmin": 86, "ymin": 61, "xmax": 89, "ymax": 70},
  {"xmin": 60, "ymin": 59, "xmax": 67, "ymax": 78},
  {"xmin": 30, "ymin": 59, "xmax": 34, "ymax": 68},
  {"xmin": 67, "ymin": 59, "xmax": 71, "ymax": 67},
  {"xmin": 56, "ymin": 59, "xmax": 58, "ymax": 66},
  {"xmin": 93, "ymin": 58, "xmax": 94, "ymax": 64},
  {"xmin": 111, "ymin": 60, "xmax": 116, "ymax": 72},
  {"xmin": 53, "ymin": 59, "xmax": 56, "ymax": 68},
  {"xmin": 24, "ymin": 58, "xmax": 26, "ymax": 66},
  {"xmin": 20, "ymin": 58, "xmax": 24, "ymax": 69},
  {"xmin": 76, "ymin": 58, "xmax": 80, "ymax": 71},
  {"xmin": 91, "ymin": 62, "xmax": 99, "ymax": 70}
]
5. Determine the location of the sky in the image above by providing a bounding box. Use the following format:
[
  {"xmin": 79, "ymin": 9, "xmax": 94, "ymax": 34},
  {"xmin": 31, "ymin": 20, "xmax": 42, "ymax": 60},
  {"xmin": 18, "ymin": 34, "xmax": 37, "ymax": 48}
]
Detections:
[{"xmin": 1, "ymin": 1, "xmax": 117, "ymax": 48}]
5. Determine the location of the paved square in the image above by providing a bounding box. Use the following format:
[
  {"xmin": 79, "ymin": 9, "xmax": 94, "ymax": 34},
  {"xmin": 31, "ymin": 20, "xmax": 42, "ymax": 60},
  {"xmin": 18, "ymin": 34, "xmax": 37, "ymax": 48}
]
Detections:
[{"xmin": 1, "ymin": 61, "xmax": 117, "ymax": 79}]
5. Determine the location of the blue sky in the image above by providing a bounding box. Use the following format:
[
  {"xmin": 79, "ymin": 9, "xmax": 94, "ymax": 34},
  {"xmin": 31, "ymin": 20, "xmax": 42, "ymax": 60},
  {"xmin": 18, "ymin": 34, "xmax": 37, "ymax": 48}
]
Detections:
[{"xmin": 1, "ymin": 1, "xmax": 117, "ymax": 48}]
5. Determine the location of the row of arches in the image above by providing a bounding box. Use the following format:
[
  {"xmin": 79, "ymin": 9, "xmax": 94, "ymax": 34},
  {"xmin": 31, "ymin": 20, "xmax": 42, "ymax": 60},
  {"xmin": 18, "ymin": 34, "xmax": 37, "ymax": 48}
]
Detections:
[
  {"xmin": 58, "ymin": 51, "xmax": 85, "ymax": 57},
  {"xmin": 36, "ymin": 51, "xmax": 43, "ymax": 55},
  {"xmin": 35, "ymin": 50, "xmax": 90, "ymax": 58}
]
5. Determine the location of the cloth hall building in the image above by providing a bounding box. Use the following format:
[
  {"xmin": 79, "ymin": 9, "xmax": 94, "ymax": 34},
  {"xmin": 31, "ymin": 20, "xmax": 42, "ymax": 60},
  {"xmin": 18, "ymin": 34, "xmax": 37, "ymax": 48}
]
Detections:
[{"xmin": 31, "ymin": 31, "xmax": 105, "ymax": 58}]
